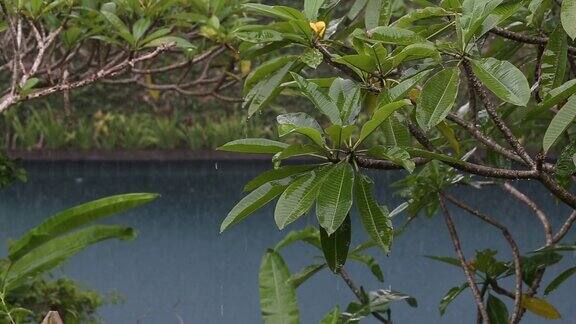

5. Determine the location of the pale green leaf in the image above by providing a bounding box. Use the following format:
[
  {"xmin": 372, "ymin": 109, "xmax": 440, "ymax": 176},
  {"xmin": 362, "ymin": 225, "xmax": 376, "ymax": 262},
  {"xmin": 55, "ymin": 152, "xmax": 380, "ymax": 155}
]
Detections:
[
  {"xmin": 316, "ymin": 163, "xmax": 354, "ymax": 235},
  {"xmin": 259, "ymin": 250, "xmax": 300, "ymax": 324},
  {"xmin": 218, "ymin": 138, "xmax": 289, "ymax": 154},
  {"xmin": 540, "ymin": 25, "xmax": 568, "ymax": 97},
  {"xmin": 356, "ymin": 100, "xmax": 411, "ymax": 148},
  {"xmin": 291, "ymin": 73, "xmax": 342, "ymax": 124},
  {"xmin": 561, "ymin": 0, "xmax": 576, "ymax": 40},
  {"xmin": 416, "ymin": 67, "xmax": 461, "ymax": 131},
  {"xmin": 543, "ymin": 95, "xmax": 576, "ymax": 152},
  {"xmin": 471, "ymin": 58, "xmax": 531, "ymax": 106}
]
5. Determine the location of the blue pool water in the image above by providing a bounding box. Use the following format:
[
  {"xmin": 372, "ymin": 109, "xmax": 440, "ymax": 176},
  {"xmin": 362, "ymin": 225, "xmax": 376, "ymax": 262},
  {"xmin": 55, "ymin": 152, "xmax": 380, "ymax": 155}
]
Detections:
[{"xmin": 0, "ymin": 161, "xmax": 574, "ymax": 323}]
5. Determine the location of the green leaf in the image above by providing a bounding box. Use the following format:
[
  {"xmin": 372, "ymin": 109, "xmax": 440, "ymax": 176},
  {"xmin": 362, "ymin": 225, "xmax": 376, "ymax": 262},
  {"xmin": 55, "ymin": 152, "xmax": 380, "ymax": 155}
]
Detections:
[
  {"xmin": 407, "ymin": 148, "xmax": 465, "ymax": 165},
  {"xmin": 325, "ymin": 125, "xmax": 358, "ymax": 147},
  {"xmin": 487, "ymin": 294, "xmax": 509, "ymax": 324},
  {"xmin": 245, "ymin": 56, "xmax": 297, "ymax": 94},
  {"xmin": 393, "ymin": 7, "xmax": 452, "ymax": 28},
  {"xmin": 391, "ymin": 43, "xmax": 440, "ymax": 68},
  {"xmin": 277, "ymin": 113, "xmax": 325, "ymax": 148},
  {"xmin": 236, "ymin": 30, "xmax": 284, "ymax": 43},
  {"xmin": 290, "ymin": 264, "xmax": 326, "ymax": 287},
  {"xmin": 471, "ymin": 58, "xmax": 531, "ymax": 106},
  {"xmin": 459, "ymin": 0, "xmax": 503, "ymax": 45},
  {"xmin": 244, "ymin": 4, "xmax": 306, "ymax": 21},
  {"xmin": 561, "ymin": 0, "xmax": 576, "ymax": 40},
  {"xmin": 304, "ymin": 0, "xmax": 325, "ymax": 20},
  {"xmin": 19, "ymin": 78, "xmax": 40, "ymax": 96},
  {"xmin": 355, "ymin": 173, "xmax": 393, "ymax": 253},
  {"xmin": 259, "ymin": 250, "xmax": 300, "ymax": 324},
  {"xmin": 291, "ymin": 73, "xmax": 342, "ymax": 124},
  {"xmin": 388, "ymin": 69, "xmax": 433, "ymax": 101},
  {"xmin": 425, "ymin": 255, "xmax": 461, "ymax": 267},
  {"xmin": 301, "ymin": 48, "xmax": 323, "ymax": 69},
  {"xmin": 416, "ymin": 68, "xmax": 461, "ymax": 131},
  {"xmin": 381, "ymin": 114, "xmax": 411, "ymax": 147},
  {"xmin": 367, "ymin": 146, "xmax": 415, "ymax": 173},
  {"xmin": 544, "ymin": 266, "xmax": 576, "ymax": 295},
  {"xmin": 356, "ymin": 100, "xmax": 411, "ymax": 148},
  {"xmin": 143, "ymin": 36, "xmax": 195, "ymax": 50},
  {"xmin": 275, "ymin": 168, "xmax": 329, "ymax": 229},
  {"xmin": 521, "ymin": 295, "xmax": 562, "ymax": 320},
  {"xmin": 334, "ymin": 54, "xmax": 378, "ymax": 74},
  {"xmin": 320, "ymin": 215, "xmax": 351, "ymax": 273},
  {"xmin": 555, "ymin": 142, "xmax": 576, "ymax": 188},
  {"xmin": 543, "ymin": 95, "xmax": 576, "ymax": 153},
  {"xmin": 273, "ymin": 144, "xmax": 326, "ymax": 164},
  {"xmin": 132, "ymin": 18, "xmax": 151, "ymax": 42},
  {"xmin": 319, "ymin": 306, "xmax": 340, "ymax": 324},
  {"xmin": 539, "ymin": 79, "xmax": 576, "ymax": 110},
  {"xmin": 274, "ymin": 227, "xmax": 321, "ymax": 251},
  {"xmin": 244, "ymin": 165, "xmax": 317, "ymax": 192},
  {"xmin": 317, "ymin": 163, "xmax": 354, "ymax": 235},
  {"xmin": 218, "ymin": 138, "xmax": 289, "ymax": 154},
  {"xmin": 329, "ymin": 78, "xmax": 363, "ymax": 123},
  {"xmin": 478, "ymin": 1, "xmax": 522, "ymax": 37},
  {"xmin": 540, "ymin": 25, "xmax": 568, "ymax": 97},
  {"xmin": 221, "ymin": 181, "xmax": 289, "ymax": 232},
  {"xmin": 365, "ymin": 0, "xmax": 392, "ymax": 30},
  {"xmin": 246, "ymin": 62, "xmax": 297, "ymax": 117},
  {"xmin": 6, "ymin": 225, "xmax": 136, "ymax": 288},
  {"xmin": 439, "ymin": 284, "xmax": 467, "ymax": 315},
  {"xmin": 101, "ymin": 10, "xmax": 135, "ymax": 45},
  {"xmin": 369, "ymin": 26, "xmax": 424, "ymax": 45},
  {"xmin": 349, "ymin": 253, "xmax": 384, "ymax": 282},
  {"xmin": 9, "ymin": 193, "xmax": 158, "ymax": 261}
]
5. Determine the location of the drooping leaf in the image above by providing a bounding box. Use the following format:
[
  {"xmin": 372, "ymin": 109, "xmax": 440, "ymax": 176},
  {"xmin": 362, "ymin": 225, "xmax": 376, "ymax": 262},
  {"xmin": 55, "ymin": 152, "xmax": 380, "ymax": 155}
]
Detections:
[
  {"xmin": 439, "ymin": 284, "xmax": 467, "ymax": 315},
  {"xmin": 290, "ymin": 264, "xmax": 326, "ymax": 287},
  {"xmin": 367, "ymin": 146, "xmax": 415, "ymax": 173},
  {"xmin": 355, "ymin": 173, "xmax": 393, "ymax": 253},
  {"xmin": 349, "ymin": 253, "xmax": 384, "ymax": 282},
  {"xmin": 369, "ymin": 290, "xmax": 418, "ymax": 311},
  {"xmin": 561, "ymin": 0, "xmax": 576, "ymax": 40},
  {"xmin": 391, "ymin": 43, "xmax": 440, "ymax": 68},
  {"xmin": 101, "ymin": 10, "xmax": 135, "ymax": 45},
  {"xmin": 259, "ymin": 250, "xmax": 300, "ymax": 324},
  {"xmin": 317, "ymin": 163, "xmax": 354, "ymax": 234},
  {"xmin": 356, "ymin": 100, "xmax": 412, "ymax": 148},
  {"xmin": 218, "ymin": 138, "xmax": 289, "ymax": 154},
  {"xmin": 544, "ymin": 266, "xmax": 576, "ymax": 295},
  {"xmin": 291, "ymin": 73, "xmax": 342, "ymax": 124},
  {"xmin": 244, "ymin": 165, "xmax": 317, "ymax": 192},
  {"xmin": 540, "ymin": 25, "xmax": 568, "ymax": 97},
  {"xmin": 521, "ymin": 295, "xmax": 562, "ymax": 319},
  {"xmin": 6, "ymin": 225, "xmax": 136, "ymax": 288},
  {"xmin": 416, "ymin": 67, "xmax": 461, "ymax": 131},
  {"xmin": 320, "ymin": 215, "xmax": 351, "ymax": 273},
  {"xmin": 393, "ymin": 7, "xmax": 452, "ymax": 28},
  {"xmin": 274, "ymin": 227, "xmax": 321, "ymax": 251},
  {"xmin": 543, "ymin": 95, "xmax": 576, "ymax": 153},
  {"xmin": 471, "ymin": 58, "xmax": 531, "ymax": 106},
  {"xmin": 487, "ymin": 294, "xmax": 509, "ymax": 324},
  {"xmin": 9, "ymin": 193, "xmax": 158, "ymax": 261},
  {"xmin": 221, "ymin": 181, "xmax": 289, "ymax": 232},
  {"xmin": 275, "ymin": 168, "xmax": 329, "ymax": 229},
  {"xmin": 277, "ymin": 113, "xmax": 325, "ymax": 148},
  {"xmin": 425, "ymin": 255, "xmax": 461, "ymax": 267}
]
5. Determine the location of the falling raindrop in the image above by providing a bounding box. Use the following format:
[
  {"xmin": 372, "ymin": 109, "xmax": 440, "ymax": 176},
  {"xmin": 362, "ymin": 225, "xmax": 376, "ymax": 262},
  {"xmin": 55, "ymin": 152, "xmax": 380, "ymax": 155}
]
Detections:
[{"xmin": 214, "ymin": 162, "xmax": 219, "ymax": 170}]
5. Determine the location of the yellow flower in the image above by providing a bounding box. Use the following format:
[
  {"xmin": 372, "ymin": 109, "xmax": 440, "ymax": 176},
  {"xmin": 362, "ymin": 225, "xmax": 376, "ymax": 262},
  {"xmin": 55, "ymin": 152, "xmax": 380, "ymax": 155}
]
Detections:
[{"xmin": 309, "ymin": 21, "xmax": 326, "ymax": 38}]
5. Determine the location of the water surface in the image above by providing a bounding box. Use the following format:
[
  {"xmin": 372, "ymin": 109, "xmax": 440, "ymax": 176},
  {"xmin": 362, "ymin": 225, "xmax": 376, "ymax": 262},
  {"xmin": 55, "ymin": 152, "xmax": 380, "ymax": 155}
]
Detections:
[{"xmin": 0, "ymin": 161, "xmax": 574, "ymax": 323}]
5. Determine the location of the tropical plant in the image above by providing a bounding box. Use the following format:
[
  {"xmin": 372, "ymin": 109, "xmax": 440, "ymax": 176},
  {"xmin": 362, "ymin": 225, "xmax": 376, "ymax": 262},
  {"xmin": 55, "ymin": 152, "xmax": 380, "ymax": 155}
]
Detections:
[
  {"xmin": 0, "ymin": 0, "xmax": 247, "ymax": 112},
  {"xmin": 0, "ymin": 193, "xmax": 158, "ymax": 323},
  {"xmin": 219, "ymin": 0, "xmax": 576, "ymax": 323}
]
